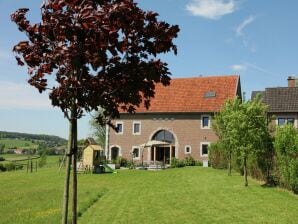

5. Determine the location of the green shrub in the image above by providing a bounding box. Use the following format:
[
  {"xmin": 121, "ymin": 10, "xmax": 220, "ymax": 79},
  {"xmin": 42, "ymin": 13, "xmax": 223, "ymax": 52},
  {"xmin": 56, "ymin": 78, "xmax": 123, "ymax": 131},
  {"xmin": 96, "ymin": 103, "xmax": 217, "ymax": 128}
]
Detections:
[
  {"xmin": 38, "ymin": 152, "xmax": 47, "ymax": 168},
  {"xmin": 195, "ymin": 160, "xmax": 203, "ymax": 166},
  {"xmin": 289, "ymin": 160, "xmax": 298, "ymax": 194},
  {"xmin": 184, "ymin": 156, "xmax": 195, "ymax": 166},
  {"xmin": 0, "ymin": 157, "xmax": 5, "ymax": 162},
  {"xmin": 171, "ymin": 158, "xmax": 185, "ymax": 168},
  {"xmin": 208, "ymin": 142, "xmax": 228, "ymax": 169},
  {"xmin": 0, "ymin": 164, "xmax": 6, "ymax": 172},
  {"xmin": 4, "ymin": 163, "xmax": 23, "ymax": 171},
  {"xmin": 115, "ymin": 157, "xmax": 128, "ymax": 167}
]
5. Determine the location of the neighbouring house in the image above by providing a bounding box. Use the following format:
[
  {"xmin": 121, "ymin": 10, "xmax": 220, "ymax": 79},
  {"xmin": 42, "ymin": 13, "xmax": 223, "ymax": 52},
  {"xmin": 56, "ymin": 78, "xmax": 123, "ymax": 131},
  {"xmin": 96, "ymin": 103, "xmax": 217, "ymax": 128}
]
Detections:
[
  {"xmin": 251, "ymin": 76, "xmax": 298, "ymax": 128},
  {"xmin": 106, "ymin": 75, "xmax": 242, "ymax": 165}
]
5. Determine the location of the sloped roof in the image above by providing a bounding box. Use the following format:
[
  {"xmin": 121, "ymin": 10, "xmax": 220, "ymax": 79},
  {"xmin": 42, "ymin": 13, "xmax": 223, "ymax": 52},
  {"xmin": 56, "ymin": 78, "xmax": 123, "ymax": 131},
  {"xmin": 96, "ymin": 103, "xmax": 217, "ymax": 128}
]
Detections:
[
  {"xmin": 132, "ymin": 75, "xmax": 240, "ymax": 113},
  {"xmin": 262, "ymin": 87, "xmax": 298, "ymax": 112}
]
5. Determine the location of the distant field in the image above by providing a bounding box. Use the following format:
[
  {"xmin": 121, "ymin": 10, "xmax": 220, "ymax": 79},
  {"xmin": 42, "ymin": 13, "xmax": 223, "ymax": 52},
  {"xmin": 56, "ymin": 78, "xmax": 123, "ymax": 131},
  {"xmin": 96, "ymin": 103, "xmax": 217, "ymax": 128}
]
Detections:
[
  {"xmin": 0, "ymin": 166, "xmax": 297, "ymax": 224},
  {"xmin": 0, "ymin": 138, "xmax": 38, "ymax": 149},
  {"xmin": 0, "ymin": 154, "xmax": 60, "ymax": 167}
]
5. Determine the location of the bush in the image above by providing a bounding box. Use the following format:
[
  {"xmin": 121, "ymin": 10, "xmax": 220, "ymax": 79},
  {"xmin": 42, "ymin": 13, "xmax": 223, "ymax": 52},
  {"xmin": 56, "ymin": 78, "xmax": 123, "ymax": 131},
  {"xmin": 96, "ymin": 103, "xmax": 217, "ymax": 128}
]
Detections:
[
  {"xmin": 38, "ymin": 152, "xmax": 47, "ymax": 168},
  {"xmin": 184, "ymin": 156, "xmax": 195, "ymax": 166},
  {"xmin": 115, "ymin": 156, "xmax": 128, "ymax": 167},
  {"xmin": 208, "ymin": 142, "xmax": 228, "ymax": 169},
  {"xmin": 195, "ymin": 160, "xmax": 203, "ymax": 166},
  {"xmin": 0, "ymin": 157, "xmax": 5, "ymax": 162},
  {"xmin": 171, "ymin": 158, "xmax": 185, "ymax": 168},
  {"xmin": 4, "ymin": 162, "xmax": 23, "ymax": 171},
  {"xmin": 0, "ymin": 164, "xmax": 6, "ymax": 172},
  {"xmin": 289, "ymin": 160, "xmax": 298, "ymax": 194}
]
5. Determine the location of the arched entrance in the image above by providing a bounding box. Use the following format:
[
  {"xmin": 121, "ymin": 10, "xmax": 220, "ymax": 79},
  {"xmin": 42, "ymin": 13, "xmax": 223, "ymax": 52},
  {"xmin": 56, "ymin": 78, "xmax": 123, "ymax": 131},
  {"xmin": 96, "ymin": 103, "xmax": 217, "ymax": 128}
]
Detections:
[
  {"xmin": 110, "ymin": 146, "xmax": 120, "ymax": 160},
  {"xmin": 151, "ymin": 130, "xmax": 175, "ymax": 165}
]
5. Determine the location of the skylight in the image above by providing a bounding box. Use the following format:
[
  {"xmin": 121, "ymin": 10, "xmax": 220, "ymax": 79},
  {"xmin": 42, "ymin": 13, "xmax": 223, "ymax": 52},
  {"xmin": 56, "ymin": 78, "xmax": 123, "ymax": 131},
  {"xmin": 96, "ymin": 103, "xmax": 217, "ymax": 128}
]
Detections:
[{"xmin": 204, "ymin": 91, "xmax": 216, "ymax": 98}]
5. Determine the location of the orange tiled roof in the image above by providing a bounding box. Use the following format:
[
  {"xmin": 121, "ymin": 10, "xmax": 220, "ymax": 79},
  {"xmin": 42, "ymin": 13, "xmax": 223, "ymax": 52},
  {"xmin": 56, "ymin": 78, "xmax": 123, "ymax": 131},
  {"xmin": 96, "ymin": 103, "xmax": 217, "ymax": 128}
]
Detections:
[{"xmin": 133, "ymin": 75, "xmax": 240, "ymax": 113}]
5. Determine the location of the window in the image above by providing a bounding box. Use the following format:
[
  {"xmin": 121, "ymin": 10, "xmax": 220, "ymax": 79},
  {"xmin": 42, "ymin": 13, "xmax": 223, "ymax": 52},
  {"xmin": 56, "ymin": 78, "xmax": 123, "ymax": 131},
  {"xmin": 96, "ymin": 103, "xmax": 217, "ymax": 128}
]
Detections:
[
  {"xmin": 152, "ymin": 129, "xmax": 175, "ymax": 144},
  {"xmin": 115, "ymin": 122, "xmax": 123, "ymax": 134},
  {"xmin": 287, "ymin": 118, "xmax": 295, "ymax": 125},
  {"xmin": 277, "ymin": 118, "xmax": 286, "ymax": 126},
  {"xmin": 132, "ymin": 147, "xmax": 140, "ymax": 159},
  {"xmin": 277, "ymin": 118, "xmax": 295, "ymax": 126},
  {"xmin": 201, "ymin": 115, "xmax": 210, "ymax": 129},
  {"xmin": 200, "ymin": 142, "xmax": 210, "ymax": 157},
  {"xmin": 185, "ymin": 145, "xmax": 191, "ymax": 154},
  {"xmin": 133, "ymin": 121, "xmax": 141, "ymax": 135}
]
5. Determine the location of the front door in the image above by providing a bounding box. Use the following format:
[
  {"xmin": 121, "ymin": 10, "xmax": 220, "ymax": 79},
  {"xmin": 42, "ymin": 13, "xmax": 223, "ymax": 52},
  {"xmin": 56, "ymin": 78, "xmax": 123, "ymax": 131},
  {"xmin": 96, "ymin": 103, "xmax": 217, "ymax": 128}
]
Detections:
[{"xmin": 151, "ymin": 147, "xmax": 171, "ymax": 164}]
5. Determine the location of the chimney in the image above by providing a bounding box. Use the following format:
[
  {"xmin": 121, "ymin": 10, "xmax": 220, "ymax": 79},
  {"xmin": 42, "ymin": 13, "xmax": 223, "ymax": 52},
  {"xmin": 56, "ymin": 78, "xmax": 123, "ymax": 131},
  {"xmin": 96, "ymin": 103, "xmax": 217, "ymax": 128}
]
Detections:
[{"xmin": 287, "ymin": 76, "xmax": 296, "ymax": 87}]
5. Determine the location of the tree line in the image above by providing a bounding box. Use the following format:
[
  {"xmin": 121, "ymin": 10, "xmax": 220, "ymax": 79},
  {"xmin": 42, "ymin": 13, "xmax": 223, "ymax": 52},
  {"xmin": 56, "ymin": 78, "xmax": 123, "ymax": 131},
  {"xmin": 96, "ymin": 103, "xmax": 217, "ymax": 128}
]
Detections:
[
  {"xmin": 0, "ymin": 131, "xmax": 67, "ymax": 147},
  {"xmin": 210, "ymin": 96, "xmax": 298, "ymax": 194}
]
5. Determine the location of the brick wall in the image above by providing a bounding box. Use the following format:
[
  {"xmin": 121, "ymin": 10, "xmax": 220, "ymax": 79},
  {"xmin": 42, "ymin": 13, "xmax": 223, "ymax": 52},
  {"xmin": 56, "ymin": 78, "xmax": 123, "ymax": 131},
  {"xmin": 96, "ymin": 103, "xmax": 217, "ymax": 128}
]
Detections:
[{"xmin": 108, "ymin": 113, "xmax": 218, "ymax": 162}]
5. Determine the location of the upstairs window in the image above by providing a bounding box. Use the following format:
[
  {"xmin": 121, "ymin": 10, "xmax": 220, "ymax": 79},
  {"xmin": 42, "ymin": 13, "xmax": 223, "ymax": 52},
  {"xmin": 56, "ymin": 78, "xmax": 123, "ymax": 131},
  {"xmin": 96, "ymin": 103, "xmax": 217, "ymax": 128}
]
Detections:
[
  {"xmin": 201, "ymin": 115, "xmax": 210, "ymax": 129},
  {"xmin": 116, "ymin": 122, "xmax": 123, "ymax": 134},
  {"xmin": 133, "ymin": 121, "xmax": 141, "ymax": 135}
]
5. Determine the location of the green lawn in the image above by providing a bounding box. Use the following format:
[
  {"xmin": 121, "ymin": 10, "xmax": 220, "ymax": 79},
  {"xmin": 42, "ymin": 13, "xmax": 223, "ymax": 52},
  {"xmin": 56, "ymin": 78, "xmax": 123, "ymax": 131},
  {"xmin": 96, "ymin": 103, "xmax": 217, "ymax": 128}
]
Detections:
[{"xmin": 0, "ymin": 165, "xmax": 297, "ymax": 224}]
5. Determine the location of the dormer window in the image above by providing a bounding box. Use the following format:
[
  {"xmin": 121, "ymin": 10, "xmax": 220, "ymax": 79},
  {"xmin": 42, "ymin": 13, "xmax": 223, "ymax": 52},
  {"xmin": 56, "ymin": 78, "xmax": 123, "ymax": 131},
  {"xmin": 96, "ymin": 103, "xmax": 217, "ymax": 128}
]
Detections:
[{"xmin": 204, "ymin": 91, "xmax": 216, "ymax": 98}]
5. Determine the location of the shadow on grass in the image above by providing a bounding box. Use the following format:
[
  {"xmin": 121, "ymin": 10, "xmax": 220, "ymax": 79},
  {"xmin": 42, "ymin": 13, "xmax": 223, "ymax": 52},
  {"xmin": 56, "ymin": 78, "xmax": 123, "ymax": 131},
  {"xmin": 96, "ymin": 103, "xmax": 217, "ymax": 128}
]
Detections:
[{"xmin": 78, "ymin": 188, "xmax": 109, "ymax": 218}]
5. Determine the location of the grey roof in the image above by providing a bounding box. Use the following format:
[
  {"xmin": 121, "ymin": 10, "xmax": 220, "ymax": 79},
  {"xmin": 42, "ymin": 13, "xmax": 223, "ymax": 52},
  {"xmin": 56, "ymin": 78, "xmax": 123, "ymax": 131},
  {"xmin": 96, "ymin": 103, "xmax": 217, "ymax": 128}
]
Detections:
[{"xmin": 251, "ymin": 87, "xmax": 298, "ymax": 112}]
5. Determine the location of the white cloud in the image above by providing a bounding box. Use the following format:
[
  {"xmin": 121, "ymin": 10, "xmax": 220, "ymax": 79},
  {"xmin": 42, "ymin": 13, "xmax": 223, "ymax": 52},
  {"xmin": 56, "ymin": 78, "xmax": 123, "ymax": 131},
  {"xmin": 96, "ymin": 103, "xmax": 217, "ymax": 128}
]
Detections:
[
  {"xmin": 230, "ymin": 64, "xmax": 247, "ymax": 72},
  {"xmin": 236, "ymin": 15, "xmax": 255, "ymax": 36},
  {"xmin": 0, "ymin": 81, "xmax": 52, "ymax": 110},
  {"xmin": 186, "ymin": 0, "xmax": 236, "ymax": 20}
]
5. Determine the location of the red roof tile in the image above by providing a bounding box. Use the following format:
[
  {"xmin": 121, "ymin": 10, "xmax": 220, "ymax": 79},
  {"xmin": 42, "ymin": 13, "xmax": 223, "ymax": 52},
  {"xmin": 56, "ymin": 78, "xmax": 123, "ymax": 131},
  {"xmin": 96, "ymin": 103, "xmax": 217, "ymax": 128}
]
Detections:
[{"xmin": 125, "ymin": 75, "xmax": 240, "ymax": 113}]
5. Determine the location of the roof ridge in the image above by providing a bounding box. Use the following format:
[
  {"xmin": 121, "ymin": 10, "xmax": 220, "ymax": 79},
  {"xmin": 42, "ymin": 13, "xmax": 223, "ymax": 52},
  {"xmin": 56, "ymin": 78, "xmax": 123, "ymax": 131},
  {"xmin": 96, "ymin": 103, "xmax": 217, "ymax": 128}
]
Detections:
[{"xmin": 171, "ymin": 74, "xmax": 239, "ymax": 80}]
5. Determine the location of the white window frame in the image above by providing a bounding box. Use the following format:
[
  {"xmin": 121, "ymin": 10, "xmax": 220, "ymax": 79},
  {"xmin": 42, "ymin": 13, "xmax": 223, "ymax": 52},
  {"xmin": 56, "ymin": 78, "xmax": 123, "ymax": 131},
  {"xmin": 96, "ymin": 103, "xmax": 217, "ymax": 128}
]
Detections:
[
  {"xmin": 200, "ymin": 142, "xmax": 210, "ymax": 157},
  {"xmin": 184, "ymin": 145, "xmax": 192, "ymax": 154},
  {"xmin": 115, "ymin": 121, "xmax": 124, "ymax": 135},
  {"xmin": 132, "ymin": 121, "xmax": 141, "ymax": 135},
  {"xmin": 201, "ymin": 115, "xmax": 211, "ymax": 129},
  {"xmin": 131, "ymin": 146, "xmax": 140, "ymax": 160},
  {"xmin": 276, "ymin": 117, "xmax": 296, "ymax": 127}
]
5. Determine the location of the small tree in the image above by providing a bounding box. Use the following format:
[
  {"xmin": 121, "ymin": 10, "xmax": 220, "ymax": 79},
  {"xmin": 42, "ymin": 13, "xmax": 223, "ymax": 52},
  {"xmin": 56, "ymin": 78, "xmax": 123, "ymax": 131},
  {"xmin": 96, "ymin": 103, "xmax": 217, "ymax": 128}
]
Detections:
[
  {"xmin": 90, "ymin": 109, "xmax": 106, "ymax": 148},
  {"xmin": 212, "ymin": 99, "xmax": 242, "ymax": 175},
  {"xmin": 274, "ymin": 124, "xmax": 298, "ymax": 192},
  {"xmin": 213, "ymin": 97, "xmax": 270, "ymax": 186},
  {"xmin": 11, "ymin": 1, "xmax": 179, "ymax": 223}
]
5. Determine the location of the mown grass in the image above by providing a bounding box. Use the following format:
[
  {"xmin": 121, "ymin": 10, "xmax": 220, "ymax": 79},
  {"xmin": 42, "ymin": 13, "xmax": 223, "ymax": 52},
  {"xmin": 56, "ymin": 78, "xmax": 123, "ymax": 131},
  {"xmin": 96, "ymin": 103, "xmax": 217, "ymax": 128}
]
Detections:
[{"xmin": 0, "ymin": 165, "xmax": 297, "ymax": 224}]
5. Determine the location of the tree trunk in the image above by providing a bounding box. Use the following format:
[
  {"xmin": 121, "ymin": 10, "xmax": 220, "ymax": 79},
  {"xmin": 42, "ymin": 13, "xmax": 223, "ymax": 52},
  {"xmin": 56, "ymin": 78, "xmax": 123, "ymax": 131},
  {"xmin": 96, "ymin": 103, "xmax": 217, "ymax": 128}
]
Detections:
[
  {"xmin": 244, "ymin": 155, "xmax": 248, "ymax": 187},
  {"xmin": 61, "ymin": 119, "xmax": 74, "ymax": 224},
  {"xmin": 228, "ymin": 151, "xmax": 232, "ymax": 176},
  {"xmin": 72, "ymin": 114, "xmax": 78, "ymax": 224}
]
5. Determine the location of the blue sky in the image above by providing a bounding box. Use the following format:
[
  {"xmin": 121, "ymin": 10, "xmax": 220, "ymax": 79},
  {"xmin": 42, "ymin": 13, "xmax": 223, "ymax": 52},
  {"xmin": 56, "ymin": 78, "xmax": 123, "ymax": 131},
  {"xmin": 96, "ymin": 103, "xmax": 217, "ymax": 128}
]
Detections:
[{"xmin": 0, "ymin": 0, "xmax": 298, "ymax": 139}]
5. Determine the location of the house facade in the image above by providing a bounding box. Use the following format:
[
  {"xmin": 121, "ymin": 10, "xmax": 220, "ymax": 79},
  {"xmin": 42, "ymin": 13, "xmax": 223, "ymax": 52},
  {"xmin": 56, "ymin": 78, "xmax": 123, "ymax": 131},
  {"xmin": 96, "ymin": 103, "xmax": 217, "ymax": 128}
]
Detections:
[
  {"xmin": 251, "ymin": 76, "xmax": 298, "ymax": 128},
  {"xmin": 106, "ymin": 75, "xmax": 242, "ymax": 165}
]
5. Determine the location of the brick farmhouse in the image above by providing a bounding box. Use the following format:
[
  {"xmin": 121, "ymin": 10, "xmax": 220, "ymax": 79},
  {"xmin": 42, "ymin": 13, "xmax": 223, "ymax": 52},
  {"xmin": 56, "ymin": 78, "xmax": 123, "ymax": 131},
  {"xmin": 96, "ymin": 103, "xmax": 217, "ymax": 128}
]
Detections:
[{"xmin": 105, "ymin": 75, "xmax": 242, "ymax": 165}]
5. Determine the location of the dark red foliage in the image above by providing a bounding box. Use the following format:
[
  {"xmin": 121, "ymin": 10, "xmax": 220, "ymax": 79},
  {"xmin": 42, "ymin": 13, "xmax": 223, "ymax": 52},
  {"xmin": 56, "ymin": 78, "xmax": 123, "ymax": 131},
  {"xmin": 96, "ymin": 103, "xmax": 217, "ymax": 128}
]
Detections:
[{"xmin": 11, "ymin": 0, "xmax": 179, "ymax": 123}]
